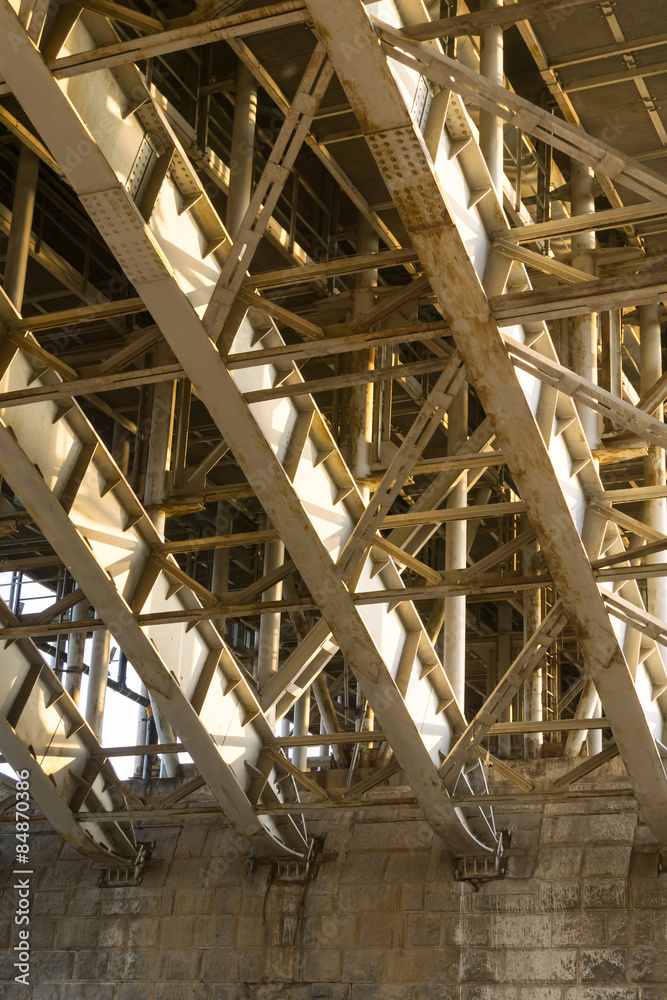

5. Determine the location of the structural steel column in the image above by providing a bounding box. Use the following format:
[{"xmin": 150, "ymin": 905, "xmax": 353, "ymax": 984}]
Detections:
[
  {"xmin": 64, "ymin": 593, "xmax": 87, "ymax": 707},
  {"xmin": 292, "ymin": 688, "xmax": 311, "ymax": 773},
  {"xmin": 564, "ymin": 160, "xmax": 601, "ymax": 757},
  {"xmin": 143, "ymin": 344, "xmax": 181, "ymax": 777},
  {"xmin": 226, "ymin": 59, "xmax": 257, "ymax": 241},
  {"xmin": 497, "ymin": 601, "xmax": 513, "ymax": 757},
  {"xmin": 257, "ymin": 521, "xmax": 285, "ymax": 693},
  {"xmin": 570, "ymin": 160, "xmax": 599, "ymax": 450},
  {"xmin": 349, "ymin": 212, "xmax": 379, "ymax": 760},
  {"xmin": 523, "ymin": 537, "xmax": 542, "ymax": 757},
  {"xmin": 4, "ymin": 146, "xmax": 39, "ymax": 310},
  {"xmin": 641, "ymin": 303, "xmax": 667, "ymax": 624},
  {"xmin": 84, "ymin": 627, "xmax": 110, "ymax": 742},
  {"xmin": 479, "ymin": 0, "xmax": 504, "ymax": 193},
  {"xmin": 444, "ymin": 385, "xmax": 467, "ymax": 707},
  {"xmin": 343, "ymin": 214, "xmax": 378, "ymax": 490},
  {"xmin": 211, "ymin": 502, "xmax": 231, "ymax": 637}
]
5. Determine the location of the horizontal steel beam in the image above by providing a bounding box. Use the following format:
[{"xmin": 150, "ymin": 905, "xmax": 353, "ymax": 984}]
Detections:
[{"xmin": 395, "ymin": 0, "xmax": 603, "ymax": 41}]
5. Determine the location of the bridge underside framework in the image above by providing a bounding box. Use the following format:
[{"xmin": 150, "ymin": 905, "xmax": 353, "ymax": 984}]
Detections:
[{"xmin": 0, "ymin": 0, "xmax": 666, "ymax": 862}]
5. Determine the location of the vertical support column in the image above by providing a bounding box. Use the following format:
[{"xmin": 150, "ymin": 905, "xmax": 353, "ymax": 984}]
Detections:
[
  {"xmin": 444, "ymin": 386, "xmax": 467, "ymax": 708},
  {"xmin": 293, "ymin": 689, "xmax": 311, "ymax": 773},
  {"xmin": 256, "ymin": 523, "xmax": 285, "ymax": 693},
  {"xmin": 523, "ymin": 537, "xmax": 542, "ymax": 758},
  {"xmin": 343, "ymin": 214, "xmax": 378, "ymax": 492},
  {"xmin": 479, "ymin": 0, "xmax": 504, "ymax": 194},
  {"xmin": 84, "ymin": 627, "xmax": 110, "ymax": 742},
  {"xmin": 497, "ymin": 602, "xmax": 513, "ymax": 757},
  {"xmin": 641, "ymin": 303, "xmax": 667, "ymax": 625},
  {"xmin": 348, "ymin": 213, "xmax": 378, "ymax": 763},
  {"xmin": 211, "ymin": 502, "xmax": 231, "ymax": 638},
  {"xmin": 570, "ymin": 160, "xmax": 599, "ymax": 451},
  {"xmin": 600, "ymin": 310, "xmax": 622, "ymax": 434},
  {"xmin": 564, "ymin": 161, "xmax": 600, "ymax": 758},
  {"xmin": 64, "ymin": 593, "xmax": 88, "ymax": 706},
  {"xmin": 4, "ymin": 146, "xmax": 39, "ymax": 310},
  {"xmin": 143, "ymin": 343, "xmax": 181, "ymax": 777},
  {"xmin": 226, "ymin": 60, "xmax": 257, "ymax": 241}
]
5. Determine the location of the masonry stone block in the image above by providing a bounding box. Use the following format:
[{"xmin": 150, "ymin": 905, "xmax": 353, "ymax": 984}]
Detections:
[
  {"xmin": 583, "ymin": 847, "xmax": 632, "ymax": 878},
  {"xmin": 630, "ymin": 886, "xmax": 667, "ymax": 909},
  {"xmin": 340, "ymin": 852, "xmax": 387, "ymax": 884},
  {"xmin": 400, "ymin": 882, "xmax": 425, "ymax": 912},
  {"xmin": 263, "ymin": 944, "xmax": 297, "ymax": 982},
  {"xmin": 98, "ymin": 916, "xmax": 128, "ymax": 949},
  {"xmin": 73, "ymin": 947, "xmax": 111, "ymax": 981},
  {"xmin": 517, "ymin": 989, "xmax": 562, "ymax": 1000},
  {"xmin": 473, "ymin": 890, "xmax": 540, "ymax": 913},
  {"xmin": 385, "ymin": 946, "xmax": 459, "ymax": 983},
  {"xmin": 159, "ymin": 915, "xmax": 195, "ymax": 949},
  {"xmin": 173, "ymin": 825, "xmax": 208, "ymax": 859},
  {"xmin": 406, "ymin": 913, "xmax": 441, "ymax": 947},
  {"xmin": 172, "ymin": 887, "xmax": 216, "ymax": 915},
  {"xmin": 196, "ymin": 914, "xmax": 237, "ymax": 948},
  {"xmin": 504, "ymin": 949, "xmax": 577, "ymax": 983},
  {"xmin": 580, "ymin": 948, "xmax": 627, "ymax": 983},
  {"xmin": 583, "ymin": 880, "xmax": 629, "ymax": 910},
  {"xmin": 235, "ymin": 914, "xmax": 267, "ymax": 949},
  {"xmin": 442, "ymin": 913, "xmax": 491, "ymax": 946},
  {"xmin": 213, "ymin": 887, "xmax": 243, "ymax": 914},
  {"xmin": 426, "ymin": 883, "xmax": 468, "ymax": 912},
  {"xmin": 61, "ymin": 986, "xmax": 114, "ymax": 1000},
  {"xmin": 202, "ymin": 948, "xmax": 239, "ymax": 982},
  {"xmin": 384, "ymin": 852, "xmax": 434, "ymax": 883},
  {"xmin": 490, "ymin": 914, "xmax": 551, "ymax": 948},
  {"xmin": 116, "ymin": 986, "xmax": 156, "ymax": 1000},
  {"xmin": 627, "ymin": 948, "xmax": 667, "ymax": 982},
  {"xmin": 350, "ymin": 986, "xmax": 417, "ymax": 1000},
  {"xmin": 165, "ymin": 858, "xmax": 210, "ymax": 886},
  {"xmin": 534, "ymin": 847, "xmax": 584, "ymax": 879},
  {"xmin": 310, "ymin": 984, "xmax": 351, "ymax": 1000},
  {"xmin": 538, "ymin": 881, "xmax": 581, "ymax": 911},
  {"xmin": 28, "ymin": 916, "xmax": 56, "ymax": 949},
  {"xmin": 551, "ymin": 912, "xmax": 605, "ymax": 946},
  {"xmin": 341, "ymin": 948, "xmax": 389, "ymax": 982},
  {"xmin": 37, "ymin": 863, "xmax": 87, "ymax": 889},
  {"xmin": 542, "ymin": 814, "xmax": 636, "ymax": 845},
  {"xmin": 642, "ymin": 989, "xmax": 667, "ymax": 1000},
  {"xmin": 210, "ymin": 987, "xmax": 248, "ymax": 1000},
  {"xmin": 127, "ymin": 917, "xmax": 160, "ymax": 948},
  {"xmin": 459, "ymin": 948, "xmax": 505, "ymax": 983},
  {"xmin": 34, "ymin": 891, "xmax": 69, "ymax": 916},
  {"xmin": 351, "ymin": 821, "xmax": 434, "ymax": 852},
  {"xmin": 466, "ymin": 988, "xmax": 518, "ymax": 1000},
  {"xmin": 101, "ymin": 888, "xmax": 162, "ymax": 917},
  {"xmin": 301, "ymin": 947, "xmax": 343, "ymax": 982},
  {"xmin": 415, "ymin": 987, "xmax": 460, "ymax": 1000},
  {"xmin": 109, "ymin": 948, "xmax": 164, "ymax": 981},
  {"xmin": 32, "ymin": 986, "xmax": 63, "ymax": 1000},
  {"xmin": 155, "ymin": 986, "xmax": 212, "ymax": 1000},
  {"xmin": 164, "ymin": 947, "xmax": 202, "ymax": 980},
  {"xmin": 338, "ymin": 884, "xmax": 399, "ymax": 913},
  {"xmin": 564, "ymin": 990, "xmax": 639, "ymax": 1000},
  {"xmin": 30, "ymin": 949, "xmax": 76, "ymax": 981}
]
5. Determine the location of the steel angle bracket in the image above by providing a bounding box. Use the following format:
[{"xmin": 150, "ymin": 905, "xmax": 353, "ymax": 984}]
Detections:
[{"xmin": 454, "ymin": 830, "xmax": 510, "ymax": 891}]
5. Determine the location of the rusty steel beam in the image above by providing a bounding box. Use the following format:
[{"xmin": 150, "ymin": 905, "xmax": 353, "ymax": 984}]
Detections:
[{"xmin": 305, "ymin": 0, "xmax": 667, "ymax": 843}]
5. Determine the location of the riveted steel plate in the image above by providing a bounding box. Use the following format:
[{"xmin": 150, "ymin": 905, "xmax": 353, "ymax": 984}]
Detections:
[
  {"xmin": 80, "ymin": 188, "xmax": 169, "ymax": 285},
  {"xmin": 367, "ymin": 127, "xmax": 446, "ymax": 232}
]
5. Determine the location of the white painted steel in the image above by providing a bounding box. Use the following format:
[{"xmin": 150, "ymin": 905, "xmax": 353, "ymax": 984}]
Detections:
[
  {"xmin": 0, "ymin": 3, "xmax": 492, "ymax": 852},
  {"xmin": 305, "ymin": 0, "xmax": 667, "ymax": 841}
]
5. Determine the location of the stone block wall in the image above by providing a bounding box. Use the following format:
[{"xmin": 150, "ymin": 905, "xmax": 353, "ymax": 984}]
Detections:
[{"xmin": 1, "ymin": 763, "xmax": 666, "ymax": 999}]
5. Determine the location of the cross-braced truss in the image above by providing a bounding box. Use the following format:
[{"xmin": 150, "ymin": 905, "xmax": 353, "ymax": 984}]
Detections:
[{"xmin": 0, "ymin": 0, "xmax": 666, "ymax": 861}]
